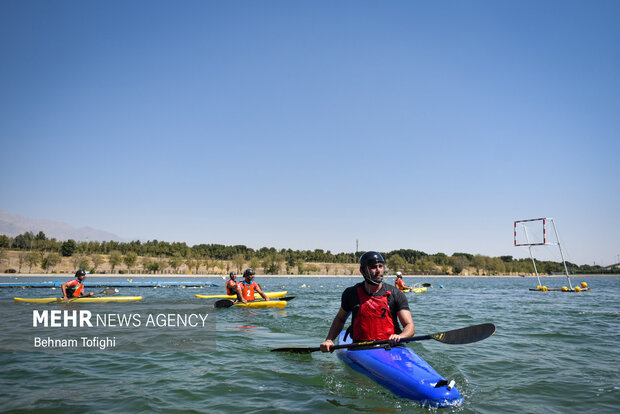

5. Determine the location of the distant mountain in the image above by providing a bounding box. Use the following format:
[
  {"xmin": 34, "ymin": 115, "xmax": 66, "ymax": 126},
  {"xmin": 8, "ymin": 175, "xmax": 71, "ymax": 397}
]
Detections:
[{"xmin": 0, "ymin": 210, "xmax": 127, "ymax": 242}]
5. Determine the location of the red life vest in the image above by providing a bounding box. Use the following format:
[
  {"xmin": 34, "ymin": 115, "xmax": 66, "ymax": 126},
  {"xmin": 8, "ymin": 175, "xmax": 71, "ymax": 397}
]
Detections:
[
  {"xmin": 226, "ymin": 280, "xmax": 239, "ymax": 295},
  {"xmin": 66, "ymin": 279, "xmax": 84, "ymax": 297},
  {"xmin": 352, "ymin": 286, "xmax": 395, "ymax": 341},
  {"xmin": 395, "ymin": 278, "xmax": 405, "ymax": 290},
  {"xmin": 240, "ymin": 281, "xmax": 258, "ymax": 301}
]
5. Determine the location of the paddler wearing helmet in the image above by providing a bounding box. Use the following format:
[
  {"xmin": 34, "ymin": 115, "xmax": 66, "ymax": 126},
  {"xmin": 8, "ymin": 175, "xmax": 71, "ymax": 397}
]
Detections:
[
  {"xmin": 319, "ymin": 251, "xmax": 414, "ymax": 352},
  {"xmin": 394, "ymin": 272, "xmax": 413, "ymax": 291},
  {"xmin": 236, "ymin": 268, "xmax": 270, "ymax": 304},
  {"xmin": 226, "ymin": 271, "xmax": 240, "ymax": 296},
  {"xmin": 61, "ymin": 269, "xmax": 94, "ymax": 303}
]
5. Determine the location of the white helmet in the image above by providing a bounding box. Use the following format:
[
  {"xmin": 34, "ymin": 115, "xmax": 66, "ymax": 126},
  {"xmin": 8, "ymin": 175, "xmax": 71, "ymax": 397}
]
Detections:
[{"xmin": 396, "ymin": 271, "xmax": 402, "ymax": 276}]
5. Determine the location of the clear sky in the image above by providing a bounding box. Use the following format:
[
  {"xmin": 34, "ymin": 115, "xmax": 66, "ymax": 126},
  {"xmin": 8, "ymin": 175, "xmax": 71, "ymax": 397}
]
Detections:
[{"xmin": 1, "ymin": 1, "xmax": 619, "ymax": 266}]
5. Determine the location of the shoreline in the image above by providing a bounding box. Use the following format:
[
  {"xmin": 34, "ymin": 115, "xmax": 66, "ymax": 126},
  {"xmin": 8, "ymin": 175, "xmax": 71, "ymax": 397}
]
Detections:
[{"xmin": 1, "ymin": 273, "xmax": 618, "ymax": 278}]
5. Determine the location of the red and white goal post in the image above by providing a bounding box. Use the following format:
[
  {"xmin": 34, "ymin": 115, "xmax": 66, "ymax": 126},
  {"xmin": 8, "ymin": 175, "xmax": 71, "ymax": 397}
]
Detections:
[{"xmin": 513, "ymin": 217, "xmax": 573, "ymax": 290}]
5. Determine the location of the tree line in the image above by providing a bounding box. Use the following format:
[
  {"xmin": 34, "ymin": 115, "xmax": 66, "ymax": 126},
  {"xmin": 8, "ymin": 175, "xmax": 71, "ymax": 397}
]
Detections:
[{"xmin": 0, "ymin": 231, "xmax": 610, "ymax": 275}]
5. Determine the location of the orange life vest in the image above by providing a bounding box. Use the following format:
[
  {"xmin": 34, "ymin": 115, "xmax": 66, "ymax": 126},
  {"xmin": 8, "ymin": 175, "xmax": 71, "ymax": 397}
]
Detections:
[
  {"xmin": 66, "ymin": 279, "xmax": 84, "ymax": 297},
  {"xmin": 226, "ymin": 280, "xmax": 239, "ymax": 295},
  {"xmin": 395, "ymin": 278, "xmax": 405, "ymax": 290},
  {"xmin": 240, "ymin": 281, "xmax": 258, "ymax": 301}
]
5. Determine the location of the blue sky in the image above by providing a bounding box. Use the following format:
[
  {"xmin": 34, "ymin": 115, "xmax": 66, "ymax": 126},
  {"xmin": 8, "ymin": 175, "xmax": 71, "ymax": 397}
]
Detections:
[{"xmin": 1, "ymin": 1, "xmax": 619, "ymax": 266}]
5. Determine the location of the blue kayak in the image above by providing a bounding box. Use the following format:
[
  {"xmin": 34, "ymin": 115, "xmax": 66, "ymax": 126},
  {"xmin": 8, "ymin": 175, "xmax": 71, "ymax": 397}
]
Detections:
[{"xmin": 336, "ymin": 332, "xmax": 463, "ymax": 407}]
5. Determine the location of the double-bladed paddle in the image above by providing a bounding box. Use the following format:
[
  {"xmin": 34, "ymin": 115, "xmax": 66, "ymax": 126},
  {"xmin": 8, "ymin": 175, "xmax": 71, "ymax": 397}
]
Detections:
[
  {"xmin": 61, "ymin": 287, "xmax": 119, "ymax": 303},
  {"xmin": 92, "ymin": 287, "xmax": 120, "ymax": 297},
  {"xmin": 214, "ymin": 296, "xmax": 296, "ymax": 308},
  {"xmin": 270, "ymin": 323, "xmax": 496, "ymax": 354}
]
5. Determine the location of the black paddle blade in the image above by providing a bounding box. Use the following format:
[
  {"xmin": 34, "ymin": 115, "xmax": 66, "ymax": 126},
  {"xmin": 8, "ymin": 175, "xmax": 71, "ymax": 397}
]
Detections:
[
  {"xmin": 101, "ymin": 288, "xmax": 119, "ymax": 296},
  {"xmin": 271, "ymin": 346, "xmax": 320, "ymax": 354},
  {"xmin": 214, "ymin": 299, "xmax": 235, "ymax": 308},
  {"xmin": 430, "ymin": 323, "xmax": 496, "ymax": 344}
]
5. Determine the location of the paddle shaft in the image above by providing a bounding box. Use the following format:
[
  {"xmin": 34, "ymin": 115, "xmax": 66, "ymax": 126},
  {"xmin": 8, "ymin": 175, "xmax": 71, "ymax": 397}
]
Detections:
[
  {"xmin": 288, "ymin": 335, "xmax": 437, "ymax": 353},
  {"xmin": 62, "ymin": 287, "xmax": 118, "ymax": 303},
  {"xmin": 271, "ymin": 323, "xmax": 495, "ymax": 353}
]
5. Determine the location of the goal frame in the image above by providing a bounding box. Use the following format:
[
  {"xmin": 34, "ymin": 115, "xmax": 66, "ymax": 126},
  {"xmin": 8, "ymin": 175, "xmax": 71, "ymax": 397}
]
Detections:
[
  {"xmin": 514, "ymin": 218, "xmax": 548, "ymax": 247},
  {"xmin": 513, "ymin": 217, "xmax": 573, "ymax": 290}
]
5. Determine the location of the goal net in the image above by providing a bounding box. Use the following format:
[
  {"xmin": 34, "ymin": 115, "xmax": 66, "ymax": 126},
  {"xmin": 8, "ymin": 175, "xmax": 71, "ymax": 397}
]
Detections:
[{"xmin": 514, "ymin": 218, "xmax": 548, "ymax": 246}]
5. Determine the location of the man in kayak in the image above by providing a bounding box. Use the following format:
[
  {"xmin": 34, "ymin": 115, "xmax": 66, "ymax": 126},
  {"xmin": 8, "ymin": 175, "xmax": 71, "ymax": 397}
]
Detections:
[
  {"xmin": 320, "ymin": 251, "xmax": 414, "ymax": 352},
  {"xmin": 226, "ymin": 271, "xmax": 240, "ymax": 296},
  {"xmin": 236, "ymin": 268, "xmax": 270, "ymax": 304},
  {"xmin": 394, "ymin": 272, "xmax": 413, "ymax": 291},
  {"xmin": 61, "ymin": 269, "xmax": 94, "ymax": 303}
]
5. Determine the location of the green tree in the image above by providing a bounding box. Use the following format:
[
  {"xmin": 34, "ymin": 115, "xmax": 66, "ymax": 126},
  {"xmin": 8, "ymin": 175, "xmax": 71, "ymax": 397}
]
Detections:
[
  {"xmin": 193, "ymin": 259, "xmax": 202, "ymax": 275},
  {"xmin": 108, "ymin": 250, "xmax": 123, "ymax": 273},
  {"xmin": 169, "ymin": 255, "xmax": 184, "ymax": 274},
  {"xmin": 141, "ymin": 258, "xmax": 153, "ymax": 273},
  {"xmin": 232, "ymin": 253, "xmax": 245, "ymax": 273},
  {"xmin": 203, "ymin": 257, "xmax": 214, "ymax": 273},
  {"xmin": 147, "ymin": 260, "xmax": 161, "ymax": 273},
  {"xmin": 24, "ymin": 251, "xmax": 42, "ymax": 272},
  {"xmin": 123, "ymin": 252, "xmax": 138, "ymax": 273},
  {"xmin": 262, "ymin": 253, "xmax": 283, "ymax": 274},
  {"xmin": 488, "ymin": 257, "xmax": 506, "ymax": 275},
  {"xmin": 0, "ymin": 248, "xmax": 7, "ymax": 269},
  {"xmin": 78, "ymin": 257, "xmax": 91, "ymax": 271},
  {"xmin": 13, "ymin": 232, "xmax": 34, "ymax": 250},
  {"xmin": 249, "ymin": 257, "xmax": 260, "ymax": 271},
  {"xmin": 61, "ymin": 240, "xmax": 77, "ymax": 257},
  {"xmin": 295, "ymin": 258, "xmax": 306, "ymax": 275},
  {"xmin": 159, "ymin": 260, "xmax": 169, "ymax": 274},
  {"xmin": 417, "ymin": 258, "xmax": 433, "ymax": 274},
  {"xmin": 41, "ymin": 253, "xmax": 62, "ymax": 272},
  {"xmin": 472, "ymin": 255, "xmax": 488, "ymax": 275},
  {"xmin": 91, "ymin": 255, "xmax": 104, "ymax": 273},
  {"xmin": 0, "ymin": 235, "xmax": 10, "ymax": 248},
  {"xmin": 17, "ymin": 252, "xmax": 25, "ymax": 272},
  {"xmin": 450, "ymin": 255, "xmax": 467, "ymax": 275},
  {"xmin": 387, "ymin": 254, "xmax": 406, "ymax": 274},
  {"xmin": 71, "ymin": 254, "xmax": 83, "ymax": 270}
]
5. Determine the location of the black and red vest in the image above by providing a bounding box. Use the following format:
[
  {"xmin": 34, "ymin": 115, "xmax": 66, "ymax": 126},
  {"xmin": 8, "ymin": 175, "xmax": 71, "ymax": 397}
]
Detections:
[{"xmin": 350, "ymin": 286, "xmax": 395, "ymax": 341}]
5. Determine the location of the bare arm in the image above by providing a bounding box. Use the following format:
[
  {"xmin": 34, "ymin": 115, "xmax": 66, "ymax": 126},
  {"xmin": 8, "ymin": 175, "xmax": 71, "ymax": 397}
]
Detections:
[
  {"xmin": 236, "ymin": 285, "xmax": 247, "ymax": 304},
  {"xmin": 255, "ymin": 285, "xmax": 269, "ymax": 301},
  {"xmin": 320, "ymin": 307, "xmax": 349, "ymax": 352},
  {"xmin": 61, "ymin": 282, "xmax": 69, "ymax": 303},
  {"xmin": 389, "ymin": 309, "xmax": 415, "ymax": 344}
]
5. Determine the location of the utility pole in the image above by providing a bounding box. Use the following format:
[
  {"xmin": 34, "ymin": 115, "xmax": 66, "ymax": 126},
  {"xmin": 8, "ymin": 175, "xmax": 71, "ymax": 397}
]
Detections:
[{"xmin": 356, "ymin": 239, "xmax": 358, "ymax": 253}]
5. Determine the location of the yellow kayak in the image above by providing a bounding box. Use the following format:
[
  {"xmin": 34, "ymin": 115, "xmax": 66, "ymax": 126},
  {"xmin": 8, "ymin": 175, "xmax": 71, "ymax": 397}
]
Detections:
[
  {"xmin": 401, "ymin": 287, "xmax": 427, "ymax": 294},
  {"xmin": 196, "ymin": 291, "xmax": 287, "ymax": 299},
  {"xmin": 14, "ymin": 296, "xmax": 143, "ymax": 304},
  {"xmin": 233, "ymin": 300, "xmax": 287, "ymax": 309}
]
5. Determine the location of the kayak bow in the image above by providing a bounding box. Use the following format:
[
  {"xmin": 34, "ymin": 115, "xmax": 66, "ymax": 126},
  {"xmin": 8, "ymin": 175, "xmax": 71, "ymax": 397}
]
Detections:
[
  {"xmin": 14, "ymin": 296, "xmax": 143, "ymax": 304},
  {"xmin": 336, "ymin": 331, "xmax": 463, "ymax": 407},
  {"xmin": 196, "ymin": 291, "xmax": 287, "ymax": 299}
]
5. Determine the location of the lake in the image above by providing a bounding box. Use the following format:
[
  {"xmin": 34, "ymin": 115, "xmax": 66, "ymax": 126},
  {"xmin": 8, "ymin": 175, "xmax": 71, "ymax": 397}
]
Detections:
[{"xmin": 0, "ymin": 275, "xmax": 618, "ymax": 413}]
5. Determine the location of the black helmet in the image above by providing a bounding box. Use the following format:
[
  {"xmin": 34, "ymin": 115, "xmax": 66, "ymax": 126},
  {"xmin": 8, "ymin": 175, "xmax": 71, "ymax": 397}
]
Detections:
[
  {"xmin": 75, "ymin": 269, "xmax": 86, "ymax": 277},
  {"xmin": 359, "ymin": 251, "xmax": 385, "ymax": 286},
  {"xmin": 359, "ymin": 251, "xmax": 385, "ymax": 268},
  {"xmin": 243, "ymin": 268, "xmax": 255, "ymax": 278},
  {"xmin": 229, "ymin": 271, "xmax": 236, "ymax": 277}
]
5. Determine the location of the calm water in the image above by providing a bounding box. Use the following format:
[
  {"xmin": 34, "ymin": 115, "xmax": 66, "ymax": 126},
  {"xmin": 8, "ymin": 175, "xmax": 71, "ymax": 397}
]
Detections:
[{"xmin": 0, "ymin": 275, "xmax": 618, "ymax": 413}]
